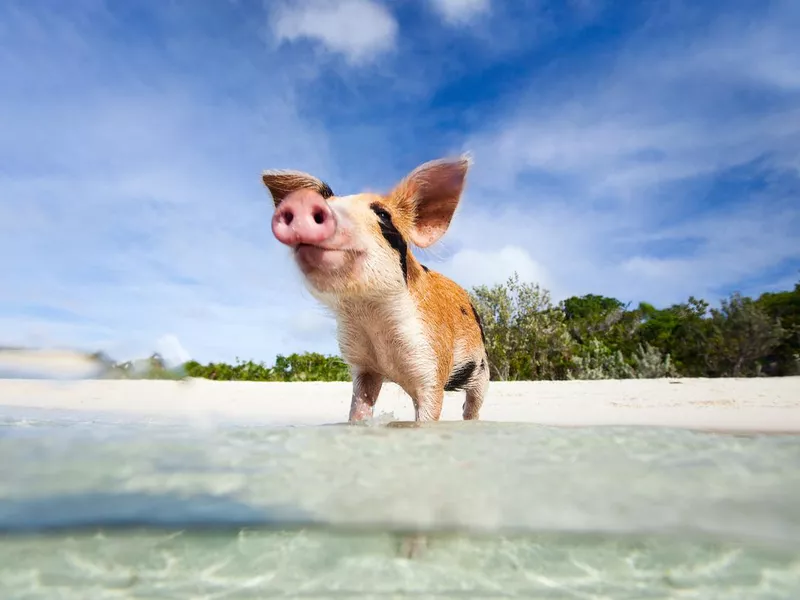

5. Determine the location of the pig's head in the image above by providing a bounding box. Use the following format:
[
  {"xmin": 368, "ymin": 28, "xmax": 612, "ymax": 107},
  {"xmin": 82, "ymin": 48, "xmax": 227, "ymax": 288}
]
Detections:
[{"xmin": 263, "ymin": 156, "xmax": 471, "ymax": 300}]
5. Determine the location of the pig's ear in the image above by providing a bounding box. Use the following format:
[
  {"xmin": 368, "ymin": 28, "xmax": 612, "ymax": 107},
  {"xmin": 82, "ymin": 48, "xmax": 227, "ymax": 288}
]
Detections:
[
  {"xmin": 261, "ymin": 169, "xmax": 334, "ymax": 207},
  {"xmin": 393, "ymin": 155, "xmax": 472, "ymax": 248}
]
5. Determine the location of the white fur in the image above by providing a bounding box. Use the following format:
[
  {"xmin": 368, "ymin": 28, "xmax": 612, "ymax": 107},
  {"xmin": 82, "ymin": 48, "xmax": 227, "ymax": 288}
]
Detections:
[{"xmin": 334, "ymin": 293, "xmax": 438, "ymax": 402}]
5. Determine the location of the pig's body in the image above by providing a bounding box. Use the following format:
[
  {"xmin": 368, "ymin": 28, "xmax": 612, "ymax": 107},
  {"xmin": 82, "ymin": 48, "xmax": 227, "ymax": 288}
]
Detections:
[
  {"xmin": 328, "ymin": 259, "xmax": 488, "ymax": 422},
  {"xmin": 263, "ymin": 156, "xmax": 489, "ymax": 423}
]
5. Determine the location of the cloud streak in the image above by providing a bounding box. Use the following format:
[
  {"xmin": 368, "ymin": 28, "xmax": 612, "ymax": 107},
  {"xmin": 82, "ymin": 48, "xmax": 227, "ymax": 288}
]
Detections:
[
  {"xmin": 270, "ymin": 0, "xmax": 398, "ymax": 65},
  {"xmin": 0, "ymin": 0, "xmax": 338, "ymax": 362},
  {"xmin": 428, "ymin": 0, "xmax": 800, "ymax": 306},
  {"xmin": 428, "ymin": 0, "xmax": 491, "ymax": 25}
]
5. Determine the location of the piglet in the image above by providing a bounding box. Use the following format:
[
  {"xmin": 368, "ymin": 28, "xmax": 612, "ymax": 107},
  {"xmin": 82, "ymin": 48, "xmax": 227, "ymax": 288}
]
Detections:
[{"xmin": 263, "ymin": 156, "xmax": 489, "ymax": 423}]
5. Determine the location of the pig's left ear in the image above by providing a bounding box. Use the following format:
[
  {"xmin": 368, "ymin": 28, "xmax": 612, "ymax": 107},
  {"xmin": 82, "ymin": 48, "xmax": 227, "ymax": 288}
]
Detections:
[
  {"xmin": 262, "ymin": 169, "xmax": 334, "ymax": 207},
  {"xmin": 393, "ymin": 154, "xmax": 472, "ymax": 248}
]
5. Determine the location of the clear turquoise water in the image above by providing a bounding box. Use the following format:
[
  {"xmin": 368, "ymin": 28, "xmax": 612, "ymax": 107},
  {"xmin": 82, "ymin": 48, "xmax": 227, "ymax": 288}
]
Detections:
[{"xmin": 1, "ymin": 408, "xmax": 799, "ymax": 598}]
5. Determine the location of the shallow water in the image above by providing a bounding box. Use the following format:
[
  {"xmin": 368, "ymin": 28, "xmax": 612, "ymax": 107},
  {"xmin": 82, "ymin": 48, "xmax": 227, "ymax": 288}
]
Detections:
[{"xmin": 1, "ymin": 408, "xmax": 799, "ymax": 598}]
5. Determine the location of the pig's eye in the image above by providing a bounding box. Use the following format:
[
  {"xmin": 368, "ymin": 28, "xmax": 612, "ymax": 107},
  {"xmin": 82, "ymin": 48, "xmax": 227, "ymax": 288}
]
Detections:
[{"xmin": 370, "ymin": 204, "xmax": 392, "ymax": 223}]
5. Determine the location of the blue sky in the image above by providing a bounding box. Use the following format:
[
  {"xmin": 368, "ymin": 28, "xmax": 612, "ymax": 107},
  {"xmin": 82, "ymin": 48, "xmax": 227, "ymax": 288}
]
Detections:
[{"xmin": 1, "ymin": 0, "xmax": 799, "ymax": 365}]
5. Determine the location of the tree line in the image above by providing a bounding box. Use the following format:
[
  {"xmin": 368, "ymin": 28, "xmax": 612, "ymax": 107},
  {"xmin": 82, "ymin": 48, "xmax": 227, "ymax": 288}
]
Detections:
[
  {"xmin": 108, "ymin": 274, "xmax": 800, "ymax": 381},
  {"xmin": 469, "ymin": 273, "xmax": 799, "ymax": 381}
]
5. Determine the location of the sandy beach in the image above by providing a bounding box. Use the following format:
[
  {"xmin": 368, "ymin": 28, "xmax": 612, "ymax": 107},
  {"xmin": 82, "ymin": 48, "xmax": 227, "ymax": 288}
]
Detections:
[{"xmin": 2, "ymin": 376, "xmax": 799, "ymax": 432}]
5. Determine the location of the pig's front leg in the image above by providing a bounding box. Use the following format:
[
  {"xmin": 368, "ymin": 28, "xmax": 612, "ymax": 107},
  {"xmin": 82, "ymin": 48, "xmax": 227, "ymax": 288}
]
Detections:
[
  {"xmin": 349, "ymin": 371, "xmax": 383, "ymax": 422},
  {"xmin": 413, "ymin": 388, "xmax": 444, "ymax": 422}
]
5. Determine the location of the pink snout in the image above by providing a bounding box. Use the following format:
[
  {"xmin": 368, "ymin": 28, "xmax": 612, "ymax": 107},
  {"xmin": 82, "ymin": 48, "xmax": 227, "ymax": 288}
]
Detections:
[{"xmin": 272, "ymin": 190, "xmax": 336, "ymax": 247}]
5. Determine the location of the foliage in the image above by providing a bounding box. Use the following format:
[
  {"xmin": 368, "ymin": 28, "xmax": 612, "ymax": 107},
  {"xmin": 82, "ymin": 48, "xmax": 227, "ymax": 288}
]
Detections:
[
  {"xmin": 567, "ymin": 339, "xmax": 633, "ymax": 380},
  {"xmin": 183, "ymin": 352, "xmax": 350, "ymax": 382},
  {"xmin": 705, "ymin": 292, "xmax": 783, "ymax": 377},
  {"xmin": 756, "ymin": 283, "xmax": 800, "ymax": 376},
  {"xmin": 628, "ymin": 343, "xmax": 678, "ymax": 379},
  {"xmin": 471, "ymin": 273, "xmax": 794, "ymax": 381},
  {"xmin": 470, "ymin": 273, "xmax": 573, "ymax": 380},
  {"xmin": 562, "ymin": 294, "xmax": 626, "ymax": 346},
  {"xmin": 637, "ymin": 296, "xmax": 711, "ymax": 376},
  {"xmin": 85, "ymin": 275, "xmax": 800, "ymax": 383}
]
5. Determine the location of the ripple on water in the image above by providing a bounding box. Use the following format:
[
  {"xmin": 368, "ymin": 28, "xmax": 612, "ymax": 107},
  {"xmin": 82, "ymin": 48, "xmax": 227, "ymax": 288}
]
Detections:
[
  {"xmin": 0, "ymin": 414, "xmax": 799, "ymax": 598},
  {"xmin": 0, "ymin": 529, "xmax": 798, "ymax": 599}
]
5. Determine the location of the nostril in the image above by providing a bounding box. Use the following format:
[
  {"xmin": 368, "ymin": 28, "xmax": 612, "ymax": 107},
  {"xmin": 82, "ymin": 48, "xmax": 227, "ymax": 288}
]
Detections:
[
  {"xmin": 283, "ymin": 210, "xmax": 294, "ymax": 226},
  {"xmin": 313, "ymin": 209, "xmax": 325, "ymax": 225}
]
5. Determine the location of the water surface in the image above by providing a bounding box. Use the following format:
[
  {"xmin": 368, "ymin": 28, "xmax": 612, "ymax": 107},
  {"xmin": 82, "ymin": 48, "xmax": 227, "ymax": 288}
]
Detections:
[{"xmin": 1, "ymin": 407, "xmax": 798, "ymax": 598}]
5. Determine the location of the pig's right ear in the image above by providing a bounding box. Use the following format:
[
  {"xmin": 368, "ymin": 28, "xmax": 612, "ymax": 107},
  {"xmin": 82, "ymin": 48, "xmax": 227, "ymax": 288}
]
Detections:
[
  {"xmin": 392, "ymin": 154, "xmax": 472, "ymax": 248},
  {"xmin": 261, "ymin": 170, "xmax": 334, "ymax": 207}
]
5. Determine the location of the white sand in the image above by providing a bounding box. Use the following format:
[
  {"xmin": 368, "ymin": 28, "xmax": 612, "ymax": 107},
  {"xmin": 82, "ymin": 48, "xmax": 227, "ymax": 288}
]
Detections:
[{"xmin": 2, "ymin": 377, "xmax": 800, "ymax": 432}]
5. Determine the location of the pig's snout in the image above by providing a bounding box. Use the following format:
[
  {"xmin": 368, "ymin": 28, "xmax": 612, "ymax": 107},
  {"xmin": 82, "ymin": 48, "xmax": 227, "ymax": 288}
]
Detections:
[{"xmin": 272, "ymin": 191, "xmax": 336, "ymax": 247}]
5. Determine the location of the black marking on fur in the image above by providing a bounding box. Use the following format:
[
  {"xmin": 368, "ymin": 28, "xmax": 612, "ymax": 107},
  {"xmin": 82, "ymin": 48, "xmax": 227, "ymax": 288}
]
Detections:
[
  {"xmin": 370, "ymin": 202, "xmax": 408, "ymax": 283},
  {"xmin": 480, "ymin": 358, "xmax": 486, "ymax": 372},
  {"xmin": 445, "ymin": 360, "xmax": 476, "ymax": 392},
  {"xmin": 421, "ymin": 264, "xmax": 430, "ymax": 272},
  {"xmin": 470, "ymin": 302, "xmax": 486, "ymax": 345},
  {"xmin": 319, "ymin": 181, "xmax": 334, "ymax": 199},
  {"xmin": 460, "ymin": 306, "xmax": 468, "ymax": 316}
]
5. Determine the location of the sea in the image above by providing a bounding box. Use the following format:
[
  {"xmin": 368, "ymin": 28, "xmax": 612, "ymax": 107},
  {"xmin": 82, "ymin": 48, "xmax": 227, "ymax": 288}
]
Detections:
[{"xmin": 1, "ymin": 401, "xmax": 799, "ymax": 599}]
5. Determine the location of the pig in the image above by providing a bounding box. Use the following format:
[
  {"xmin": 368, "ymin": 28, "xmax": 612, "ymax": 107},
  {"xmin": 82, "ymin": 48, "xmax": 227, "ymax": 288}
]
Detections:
[{"xmin": 263, "ymin": 155, "xmax": 489, "ymax": 424}]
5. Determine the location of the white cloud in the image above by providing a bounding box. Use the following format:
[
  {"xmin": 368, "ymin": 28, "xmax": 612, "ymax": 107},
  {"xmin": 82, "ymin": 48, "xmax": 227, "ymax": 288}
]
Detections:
[
  {"xmin": 155, "ymin": 334, "xmax": 192, "ymax": 367},
  {"xmin": 0, "ymin": 2, "xmax": 341, "ymax": 364},
  {"xmin": 429, "ymin": 0, "xmax": 490, "ymax": 25},
  {"xmin": 291, "ymin": 308, "xmax": 337, "ymax": 341},
  {"xmin": 440, "ymin": 3, "xmax": 800, "ymax": 306},
  {"xmin": 440, "ymin": 246, "xmax": 551, "ymax": 293},
  {"xmin": 465, "ymin": 3, "xmax": 800, "ymax": 193},
  {"xmin": 271, "ymin": 0, "xmax": 397, "ymax": 65},
  {"xmin": 429, "ymin": 175, "xmax": 798, "ymax": 308}
]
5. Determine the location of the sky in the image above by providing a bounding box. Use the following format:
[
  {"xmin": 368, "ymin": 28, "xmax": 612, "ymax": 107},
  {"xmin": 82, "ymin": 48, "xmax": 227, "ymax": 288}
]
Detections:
[{"xmin": 1, "ymin": 0, "xmax": 799, "ymax": 366}]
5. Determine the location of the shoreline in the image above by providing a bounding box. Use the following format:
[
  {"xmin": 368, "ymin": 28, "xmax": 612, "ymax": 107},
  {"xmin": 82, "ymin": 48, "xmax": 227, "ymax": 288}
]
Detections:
[{"xmin": 2, "ymin": 376, "xmax": 799, "ymax": 433}]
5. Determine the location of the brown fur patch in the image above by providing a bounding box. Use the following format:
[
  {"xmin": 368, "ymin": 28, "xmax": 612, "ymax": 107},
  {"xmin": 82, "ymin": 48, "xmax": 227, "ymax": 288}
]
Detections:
[
  {"xmin": 409, "ymin": 265, "xmax": 485, "ymax": 390},
  {"xmin": 262, "ymin": 170, "xmax": 334, "ymax": 206},
  {"xmin": 389, "ymin": 155, "xmax": 472, "ymax": 248}
]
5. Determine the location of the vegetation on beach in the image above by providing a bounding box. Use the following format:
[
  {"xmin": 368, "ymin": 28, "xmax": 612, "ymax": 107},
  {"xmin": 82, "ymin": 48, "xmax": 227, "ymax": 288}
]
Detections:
[
  {"xmin": 469, "ymin": 274, "xmax": 798, "ymax": 381},
  {"xmin": 89, "ymin": 274, "xmax": 800, "ymax": 382},
  {"xmin": 182, "ymin": 352, "xmax": 350, "ymax": 382},
  {"xmin": 92, "ymin": 351, "xmax": 350, "ymax": 382}
]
